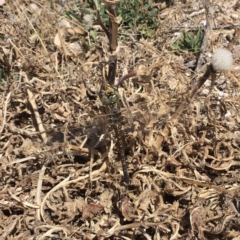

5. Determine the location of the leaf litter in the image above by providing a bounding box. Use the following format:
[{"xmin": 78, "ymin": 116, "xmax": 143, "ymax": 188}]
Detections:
[{"xmin": 0, "ymin": 0, "xmax": 240, "ymax": 239}]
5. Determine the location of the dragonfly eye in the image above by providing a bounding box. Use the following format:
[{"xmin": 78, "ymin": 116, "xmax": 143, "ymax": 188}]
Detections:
[{"xmin": 101, "ymin": 87, "xmax": 119, "ymax": 105}]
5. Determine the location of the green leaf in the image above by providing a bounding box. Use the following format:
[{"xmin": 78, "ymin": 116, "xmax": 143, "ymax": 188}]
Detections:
[
  {"xmin": 184, "ymin": 32, "xmax": 193, "ymax": 45},
  {"xmin": 90, "ymin": 30, "xmax": 97, "ymax": 41},
  {"xmin": 172, "ymin": 27, "xmax": 203, "ymax": 54},
  {"xmin": 150, "ymin": 8, "xmax": 158, "ymax": 17},
  {"xmin": 144, "ymin": 3, "xmax": 150, "ymax": 10},
  {"xmin": 172, "ymin": 44, "xmax": 181, "ymax": 50},
  {"xmin": 195, "ymin": 27, "xmax": 203, "ymax": 46},
  {"xmin": 93, "ymin": 0, "xmax": 99, "ymax": 9}
]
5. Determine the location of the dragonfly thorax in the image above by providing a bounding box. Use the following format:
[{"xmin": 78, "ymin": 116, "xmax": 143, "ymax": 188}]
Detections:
[{"xmin": 101, "ymin": 87, "xmax": 119, "ymax": 105}]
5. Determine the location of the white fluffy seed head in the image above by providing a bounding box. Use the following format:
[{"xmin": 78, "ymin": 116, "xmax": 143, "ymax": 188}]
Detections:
[{"xmin": 211, "ymin": 48, "xmax": 233, "ymax": 71}]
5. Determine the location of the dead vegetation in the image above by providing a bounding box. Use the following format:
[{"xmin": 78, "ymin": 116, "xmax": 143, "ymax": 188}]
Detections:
[{"xmin": 0, "ymin": 0, "xmax": 240, "ymax": 239}]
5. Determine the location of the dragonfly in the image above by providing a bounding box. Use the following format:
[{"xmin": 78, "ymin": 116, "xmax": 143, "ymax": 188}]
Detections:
[
  {"xmin": 39, "ymin": 85, "xmax": 131, "ymax": 183},
  {"xmin": 100, "ymin": 85, "xmax": 130, "ymax": 183}
]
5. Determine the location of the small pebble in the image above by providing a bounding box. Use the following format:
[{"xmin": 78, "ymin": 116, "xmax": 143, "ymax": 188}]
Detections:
[{"xmin": 231, "ymin": 14, "xmax": 239, "ymax": 20}]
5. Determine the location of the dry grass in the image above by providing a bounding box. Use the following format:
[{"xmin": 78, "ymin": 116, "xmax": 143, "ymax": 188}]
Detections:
[{"xmin": 0, "ymin": 0, "xmax": 240, "ymax": 239}]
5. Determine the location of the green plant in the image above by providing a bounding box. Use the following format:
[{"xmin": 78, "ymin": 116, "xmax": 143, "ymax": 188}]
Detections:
[
  {"xmin": 118, "ymin": 0, "xmax": 158, "ymax": 37},
  {"xmin": 62, "ymin": 0, "xmax": 158, "ymax": 43},
  {"xmin": 172, "ymin": 27, "xmax": 203, "ymax": 54},
  {"xmin": 66, "ymin": 0, "xmax": 158, "ymax": 39}
]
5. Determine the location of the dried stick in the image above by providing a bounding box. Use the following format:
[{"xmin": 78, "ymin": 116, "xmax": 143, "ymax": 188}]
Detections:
[
  {"xmin": 96, "ymin": 8, "xmax": 110, "ymax": 40},
  {"xmin": 191, "ymin": 11, "xmax": 211, "ymax": 85},
  {"xmin": 8, "ymin": 189, "xmax": 39, "ymax": 208},
  {"xmin": 106, "ymin": 2, "xmax": 121, "ymax": 85},
  {"xmin": 138, "ymin": 168, "xmax": 234, "ymax": 194},
  {"xmin": 0, "ymin": 92, "xmax": 11, "ymax": 135},
  {"xmin": 27, "ymin": 89, "xmax": 47, "ymax": 143},
  {"xmin": 229, "ymin": 71, "xmax": 240, "ymax": 88},
  {"xmin": 35, "ymin": 164, "xmax": 47, "ymax": 221},
  {"xmin": 107, "ymin": 8, "xmax": 118, "ymax": 52},
  {"xmin": 22, "ymin": 72, "xmax": 48, "ymax": 144}
]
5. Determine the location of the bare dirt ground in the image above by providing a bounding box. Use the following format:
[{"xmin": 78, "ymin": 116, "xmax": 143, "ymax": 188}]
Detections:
[{"xmin": 0, "ymin": 0, "xmax": 240, "ymax": 239}]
